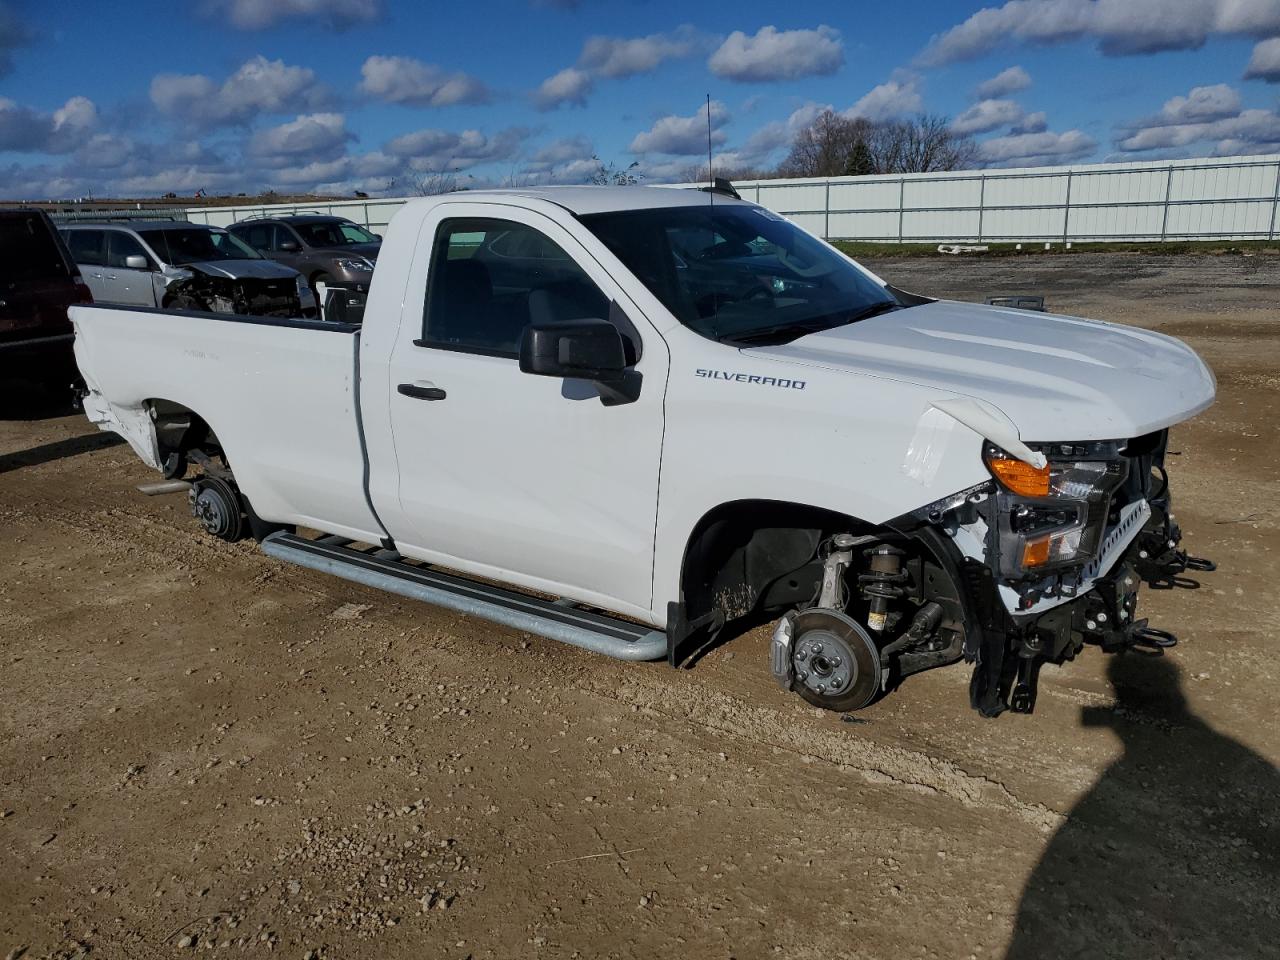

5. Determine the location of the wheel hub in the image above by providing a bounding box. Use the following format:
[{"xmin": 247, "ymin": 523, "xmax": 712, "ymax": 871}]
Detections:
[{"xmin": 792, "ymin": 628, "xmax": 857, "ymax": 698}]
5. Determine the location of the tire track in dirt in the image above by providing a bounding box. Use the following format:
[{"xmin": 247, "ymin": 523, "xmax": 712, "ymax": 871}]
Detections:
[{"xmin": 567, "ymin": 671, "xmax": 1064, "ymax": 831}]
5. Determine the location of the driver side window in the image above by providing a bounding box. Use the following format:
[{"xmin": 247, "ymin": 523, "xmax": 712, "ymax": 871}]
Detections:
[{"xmin": 422, "ymin": 218, "xmax": 610, "ymax": 358}]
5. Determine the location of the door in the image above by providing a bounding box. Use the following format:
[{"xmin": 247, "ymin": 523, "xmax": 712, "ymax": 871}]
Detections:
[
  {"xmin": 64, "ymin": 229, "xmax": 110, "ymax": 302},
  {"xmin": 381, "ymin": 205, "xmax": 668, "ymax": 615},
  {"xmin": 270, "ymin": 224, "xmax": 311, "ymax": 277},
  {"xmin": 103, "ymin": 232, "xmax": 157, "ymax": 306}
]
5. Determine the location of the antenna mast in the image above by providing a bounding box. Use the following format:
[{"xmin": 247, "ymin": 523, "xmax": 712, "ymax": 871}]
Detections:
[{"xmin": 705, "ymin": 93, "xmax": 713, "ymax": 205}]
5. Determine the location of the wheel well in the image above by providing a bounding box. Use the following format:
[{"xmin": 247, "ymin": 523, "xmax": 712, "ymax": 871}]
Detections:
[
  {"xmin": 678, "ymin": 500, "xmax": 886, "ymax": 627},
  {"xmin": 147, "ymin": 399, "xmax": 221, "ymax": 467}
]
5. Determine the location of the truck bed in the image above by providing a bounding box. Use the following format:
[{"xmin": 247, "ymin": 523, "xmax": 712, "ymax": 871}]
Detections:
[{"xmin": 70, "ymin": 304, "xmax": 383, "ymax": 542}]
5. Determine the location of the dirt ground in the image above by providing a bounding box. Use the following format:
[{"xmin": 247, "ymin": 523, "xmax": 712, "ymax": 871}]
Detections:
[{"xmin": 1, "ymin": 253, "xmax": 1277, "ymax": 960}]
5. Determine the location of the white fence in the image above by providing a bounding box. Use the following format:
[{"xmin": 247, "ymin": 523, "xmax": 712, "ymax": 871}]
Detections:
[{"xmin": 186, "ymin": 153, "xmax": 1280, "ymax": 244}]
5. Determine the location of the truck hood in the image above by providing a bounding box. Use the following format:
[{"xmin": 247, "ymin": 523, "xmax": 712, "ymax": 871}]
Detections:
[
  {"xmin": 745, "ymin": 300, "xmax": 1215, "ymax": 442},
  {"xmin": 185, "ymin": 260, "xmax": 300, "ymax": 281}
]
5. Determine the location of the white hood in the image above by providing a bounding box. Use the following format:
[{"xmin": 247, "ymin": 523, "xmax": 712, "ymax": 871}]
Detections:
[{"xmin": 745, "ymin": 300, "xmax": 1216, "ymax": 442}]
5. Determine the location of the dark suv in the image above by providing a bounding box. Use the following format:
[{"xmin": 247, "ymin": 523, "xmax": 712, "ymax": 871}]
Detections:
[
  {"xmin": 0, "ymin": 209, "xmax": 93, "ymax": 391},
  {"xmin": 228, "ymin": 215, "xmax": 381, "ymax": 294}
]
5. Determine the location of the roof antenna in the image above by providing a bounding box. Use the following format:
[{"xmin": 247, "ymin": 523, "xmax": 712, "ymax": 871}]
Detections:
[{"xmin": 705, "ymin": 93, "xmax": 714, "ymax": 206}]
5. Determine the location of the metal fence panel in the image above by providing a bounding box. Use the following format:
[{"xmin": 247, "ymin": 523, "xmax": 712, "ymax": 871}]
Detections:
[{"xmin": 183, "ymin": 153, "xmax": 1280, "ymax": 244}]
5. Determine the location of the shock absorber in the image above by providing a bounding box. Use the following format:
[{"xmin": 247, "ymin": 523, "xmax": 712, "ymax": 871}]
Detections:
[{"xmin": 859, "ymin": 545, "xmax": 907, "ymax": 633}]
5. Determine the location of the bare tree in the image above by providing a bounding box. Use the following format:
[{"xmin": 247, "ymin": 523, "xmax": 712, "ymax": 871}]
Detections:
[
  {"xmin": 779, "ymin": 111, "xmax": 876, "ymax": 178},
  {"xmin": 875, "ymin": 114, "xmax": 979, "ymax": 174},
  {"xmin": 588, "ymin": 157, "xmax": 643, "ymax": 185},
  {"xmin": 393, "ymin": 161, "xmax": 471, "ymax": 196},
  {"xmin": 780, "ymin": 110, "xmax": 977, "ymax": 177}
]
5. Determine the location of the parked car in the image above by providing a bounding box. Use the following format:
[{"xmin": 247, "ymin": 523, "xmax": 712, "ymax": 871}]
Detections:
[
  {"xmin": 227, "ymin": 215, "xmax": 380, "ymax": 295},
  {"xmin": 59, "ymin": 221, "xmax": 315, "ymax": 318},
  {"xmin": 71, "ymin": 187, "xmax": 1216, "ymax": 719},
  {"xmin": 0, "ymin": 208, "xmax": 93, "ymax": 391}
]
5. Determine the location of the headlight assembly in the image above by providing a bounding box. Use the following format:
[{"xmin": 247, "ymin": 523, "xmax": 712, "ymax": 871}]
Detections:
[
  {"xmin": 337, "ymin": 257, "xmax": 374, "ymax": 273},
  {"xmin": 984, "ymin": 443, "xmax": 1128, "ymax": 577}
]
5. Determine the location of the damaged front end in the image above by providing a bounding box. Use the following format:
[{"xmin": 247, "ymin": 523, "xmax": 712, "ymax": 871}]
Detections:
[
  {"xmin": 159, "ymin": 265, "xmax": 304, "ymax": 319},
  {"xmin": 897, "ymin": 430, "xmax": 1214, "ymax": 717}
]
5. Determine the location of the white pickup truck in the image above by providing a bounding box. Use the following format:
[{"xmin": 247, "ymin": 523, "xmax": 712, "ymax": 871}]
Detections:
[{"xmin": 72, "ymin": 185, "xmax": 1216, "ymax": 716}]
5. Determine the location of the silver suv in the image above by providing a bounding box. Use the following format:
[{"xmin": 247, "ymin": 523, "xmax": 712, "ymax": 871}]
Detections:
[{"xmin": 59, "ymin": 221, "xmax": 315, "ymax": 318}]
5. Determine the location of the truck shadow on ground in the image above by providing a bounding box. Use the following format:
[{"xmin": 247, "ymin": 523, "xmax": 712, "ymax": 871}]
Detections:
[
  {"xmin": 1006, "ymin": 654, "xmax": 1280, "ymax": 959},
  {"xmin": 0, "ymin": 432, "xmax": 124, "ymax": 475}
]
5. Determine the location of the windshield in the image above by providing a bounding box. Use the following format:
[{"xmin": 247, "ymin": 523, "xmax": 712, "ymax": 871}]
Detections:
[
  {"xmin": 295, "ymin": 220, "xmax": 377, "ymax": 248},
  {"xmin": 138, "ymin": 227, "xmax": 262, "ymax": 265},
  {"xmin": 580, "ymin": 204, "xmax": 898, "ymax": 344}
]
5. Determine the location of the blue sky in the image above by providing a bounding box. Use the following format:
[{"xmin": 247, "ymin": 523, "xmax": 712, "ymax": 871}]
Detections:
[{"xmin": 1, "ymin": 0, "xmax": 1279, "ymax": 198}]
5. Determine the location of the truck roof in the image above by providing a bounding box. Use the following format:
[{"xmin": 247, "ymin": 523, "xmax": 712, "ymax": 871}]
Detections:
[{"xmin": 423, "ymin": 185, "xmax": 749, "ymax": 217}]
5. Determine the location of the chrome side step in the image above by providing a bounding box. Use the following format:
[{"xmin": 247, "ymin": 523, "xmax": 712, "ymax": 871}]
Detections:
[{"xmin": 261, "ymin": 532, "xmax": 667, "ymax": 662}]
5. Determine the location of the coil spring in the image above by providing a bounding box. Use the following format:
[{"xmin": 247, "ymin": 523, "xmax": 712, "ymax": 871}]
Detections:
[{"xmin": 858, "ymin": 545, "xmax": 909, "ymax": 602}]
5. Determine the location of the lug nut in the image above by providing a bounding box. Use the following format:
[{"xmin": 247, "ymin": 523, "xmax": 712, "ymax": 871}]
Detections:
[
  {"xmin": 829, "ymin": 656, "xmax": 842, "ymax": 668},
  {"xmin": 1086, "ymin": 620, "xmax": 1098, "ymax": 630},
  {"xmin": 1098, "ymin": 613, "xmax": 1108, "ymax": 623}
]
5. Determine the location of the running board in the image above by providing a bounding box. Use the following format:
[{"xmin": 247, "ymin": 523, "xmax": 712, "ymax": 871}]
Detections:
[{"xmin": 261, "ymin": 532, "xmax": 667, "ymax": 662}]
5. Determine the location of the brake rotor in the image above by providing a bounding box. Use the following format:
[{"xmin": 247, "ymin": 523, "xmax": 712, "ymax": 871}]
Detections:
[
  {"xmin": 188, "ymin": 476, "xmax": 245, "ymax": 542},
  {"xmin": 789, "ymin": 608, "xmax": 882, "ymax": 712}
]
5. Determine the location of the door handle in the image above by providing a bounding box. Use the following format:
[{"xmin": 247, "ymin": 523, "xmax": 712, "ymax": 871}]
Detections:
[{"xmin": 398, "ymin": 382, "xmax": 447, "ymax": 401}]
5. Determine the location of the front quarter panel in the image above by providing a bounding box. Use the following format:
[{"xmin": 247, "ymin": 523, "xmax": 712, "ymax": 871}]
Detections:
[{"xmin": 652, "ymin": 325, "xmax": 991, "ymax": 616}]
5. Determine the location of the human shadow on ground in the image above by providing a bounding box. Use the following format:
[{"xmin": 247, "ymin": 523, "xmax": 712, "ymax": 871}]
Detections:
[{"xmin": 1005, "ymin": 653, "xmax": 1280, "ymax": 959}]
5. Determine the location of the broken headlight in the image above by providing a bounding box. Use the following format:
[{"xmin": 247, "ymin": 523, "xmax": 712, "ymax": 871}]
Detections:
[{"xmin": 984, "ymin": 442, "xmax": 1128, "ymax": 577}]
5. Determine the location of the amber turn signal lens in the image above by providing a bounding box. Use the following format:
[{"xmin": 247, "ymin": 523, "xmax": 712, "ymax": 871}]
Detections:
[
  {"xmin": 1022, "ymin": 536, "xmax": 1052, "ymax": 568},
  {"xmin": 985, "ymin": 454, "xmax": 1050, "ymax": 497}
]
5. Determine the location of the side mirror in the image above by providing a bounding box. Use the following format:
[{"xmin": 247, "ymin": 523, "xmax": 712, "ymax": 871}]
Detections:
[
  {"xmin": 278, "ymin": 240, "xmax": 300, "ymax": 252},
  {"xmin": 124, "ymin": 255, "xmax": 149, "ymax": 270},
  {"xmin": 519, "ymin": 319, "xmax": 627, "ymax": 383}
]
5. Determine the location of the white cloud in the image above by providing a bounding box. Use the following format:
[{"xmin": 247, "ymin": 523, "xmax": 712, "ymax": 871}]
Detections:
[
  {"xmin": 151, "ymin": 56, "xmax": 327, "ymax": 128},
  {"xmin": 202, "ymin": 0, "xmax": 383, "ymax": 30},
  {"xmin": 845, "ymin": 75, "xmax": 924, "ymax": 122},
  {"xmin": 1011, "ymin": 110, "xmax": 1048, "ymax": 134},
  {"xmin": 1117, "ymin": 106, "xmax": 1280, "ymax": 152},
  {"xmin": 980, "ymin": 129, "xmax": 1098, "ymax": 165},
  {"xmin": 918, "ymin": 0, "xmax": 1280, "ymax": 66},
  {"xmin": 1153, "ymin": 83, "xmax": 1242, "ymax": 124},
  {"xmin": 385, "ymin": 126, "xmax": 530, "ymax": 171},
  {"xmin": 952, "ymin": 98, "xmax": 1026, "ymax": 135},
  {"xmin": 532, "ymin": 67, "xmax": 594, "ymax": 111},
  {"xmin": 709, "ymin": 25, "xmax": 844, "ymax": 82},
  {"xmin": 1244, "ymin": 36, "xmax": 1280, "ymax": 81},
  {"xmin": 0, "ymin": 95, "xmax": 98, "ymax": 153},
  {"xmin": 247, "ymin": 112, "xmax": 352, "ymax": 164},
  {"xmin": 975, "ymin": 65, "xmax": 1031, "ymax": 99},
  {"xmin": 358, "ymin": 55, "xmax": 490, "ymax": 107},
  {"xmin": 526, "ymin": 134, "xmax": 594, "ymax": 169},
  {"xmin": 578, "ymin": 26, "xmax": 700, "ymax": 78},
  {"xmin": 629, "ymin": 100, "xmax": 729, "ymax": 155}
]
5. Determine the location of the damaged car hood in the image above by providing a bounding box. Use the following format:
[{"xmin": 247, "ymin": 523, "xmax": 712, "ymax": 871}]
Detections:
[
  {"xmin": 184, "ymin": 259, "xmax": 300, "ymax": 281},
  {"xmin": 745, "ymin": 299, "xmax": 1215, "ymax": 442}
]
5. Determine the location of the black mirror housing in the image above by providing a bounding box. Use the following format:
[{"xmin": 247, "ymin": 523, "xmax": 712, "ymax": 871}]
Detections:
[
  {"xmin": 279, "ymin": 240, "xmax": 300, "ymax": 252},
  {"xmin": 519, "ymin": 319, "xmax": 627, "ymax": 383}
]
